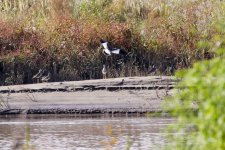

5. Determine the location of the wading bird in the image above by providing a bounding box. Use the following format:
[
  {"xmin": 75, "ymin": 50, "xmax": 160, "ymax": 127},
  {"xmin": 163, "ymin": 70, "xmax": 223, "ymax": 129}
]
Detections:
[
  {"xmin": 102, "ymin": 65, "xmax": 107, "ymax": 79},
  {"xmin": 100, "ymin": 39, "xmax": 127, "ymax": 56}
]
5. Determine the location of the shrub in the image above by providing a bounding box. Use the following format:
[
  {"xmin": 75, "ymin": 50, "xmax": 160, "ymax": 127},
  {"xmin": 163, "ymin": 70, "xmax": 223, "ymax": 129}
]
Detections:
[{"xmin": 164, "ymin": 21, "xmax": 225, "ymax": 150}]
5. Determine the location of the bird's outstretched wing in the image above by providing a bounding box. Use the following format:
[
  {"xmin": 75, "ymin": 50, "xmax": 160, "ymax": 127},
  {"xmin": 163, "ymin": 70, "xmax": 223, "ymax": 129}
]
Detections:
[
  {"xmin": 119, "ymin": 49, "xmax": 127, "ymax": 56},
  {"xmin": 111, "ymin": 48, "xmax": 127, "ymax": 56},
  {"xmin": 111, "ymin": 48, "xmax": 120, "ymax": 54}
]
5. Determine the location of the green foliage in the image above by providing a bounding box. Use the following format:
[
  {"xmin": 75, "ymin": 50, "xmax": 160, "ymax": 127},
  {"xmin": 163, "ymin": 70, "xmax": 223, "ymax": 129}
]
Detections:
[{"xmin": 164, "ymin": 21, "xmax": 225, "ymax": 150}]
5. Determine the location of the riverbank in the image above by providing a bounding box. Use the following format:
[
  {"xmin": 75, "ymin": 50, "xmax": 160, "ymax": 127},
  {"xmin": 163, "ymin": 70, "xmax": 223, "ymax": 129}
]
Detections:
[{"xmin": 0, "ymin": 76, "xmax": 176, "ymax": 115}]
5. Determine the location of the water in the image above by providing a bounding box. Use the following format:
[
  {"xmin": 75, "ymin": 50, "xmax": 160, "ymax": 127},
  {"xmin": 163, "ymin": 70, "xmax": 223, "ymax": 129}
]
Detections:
[{"xmin": 0, "ymin": 114, "xmax": 175, "ymax": 150}]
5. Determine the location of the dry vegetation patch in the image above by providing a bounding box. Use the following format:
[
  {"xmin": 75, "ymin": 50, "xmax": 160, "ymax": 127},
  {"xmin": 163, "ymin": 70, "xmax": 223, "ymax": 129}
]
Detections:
[{"xmin": 0, "ymin": 0, "xmax": 223, "ymax": 85}]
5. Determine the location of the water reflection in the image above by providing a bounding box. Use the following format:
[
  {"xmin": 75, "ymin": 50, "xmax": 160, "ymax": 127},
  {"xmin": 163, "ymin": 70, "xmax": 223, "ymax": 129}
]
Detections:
[{"xmin": 0, "ymin": 114, "xmax": 175, "ymax": 150}]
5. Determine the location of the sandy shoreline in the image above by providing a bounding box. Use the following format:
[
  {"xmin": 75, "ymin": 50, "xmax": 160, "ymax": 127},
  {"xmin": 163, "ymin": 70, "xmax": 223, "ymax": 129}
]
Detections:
[{"xmin": 0, "ymin": 76, "xmax": 176, "ymax": 115}]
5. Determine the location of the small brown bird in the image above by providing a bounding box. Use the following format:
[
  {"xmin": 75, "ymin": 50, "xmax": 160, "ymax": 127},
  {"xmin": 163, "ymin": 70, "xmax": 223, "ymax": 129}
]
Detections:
[
  {"xmin": 114, "ymin": 79, "xmax": 124, "ymax": 86},
  {"xmin": 102, "ymin": 65, "xmax": 107, "ymax": 79}
]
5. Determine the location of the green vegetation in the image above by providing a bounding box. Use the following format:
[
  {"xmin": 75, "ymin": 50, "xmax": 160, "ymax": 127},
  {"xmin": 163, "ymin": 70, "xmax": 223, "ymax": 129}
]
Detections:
[
  {"xmin": 0, "ymin": 0, "xmax": 224, "ymax": 85},
  {"xmin": 164, "ymin": 20, "xmax": 225, "ymax": 149}
]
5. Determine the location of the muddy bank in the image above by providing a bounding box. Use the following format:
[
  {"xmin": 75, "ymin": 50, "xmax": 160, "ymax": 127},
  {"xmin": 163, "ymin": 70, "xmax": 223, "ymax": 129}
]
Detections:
[{"xmin": 0, "ymin": 76, "xmax": 177, "ymax": 115}]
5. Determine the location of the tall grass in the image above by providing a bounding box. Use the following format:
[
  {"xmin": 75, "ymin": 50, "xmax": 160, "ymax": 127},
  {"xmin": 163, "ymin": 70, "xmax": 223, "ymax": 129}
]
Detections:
[{"xmin": 0, "ymin": 0, "xmax": 224, "ymax": 85}]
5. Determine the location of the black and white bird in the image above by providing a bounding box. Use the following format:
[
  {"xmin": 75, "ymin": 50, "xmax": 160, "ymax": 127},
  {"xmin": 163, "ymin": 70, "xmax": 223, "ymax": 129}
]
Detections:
[{"xmin": 100, "ymin": 39, "xmax": 127, "ymax": 56}]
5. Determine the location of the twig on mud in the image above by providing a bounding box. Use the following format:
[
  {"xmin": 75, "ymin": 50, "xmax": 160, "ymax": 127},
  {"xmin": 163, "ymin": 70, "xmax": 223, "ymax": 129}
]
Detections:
[
  {"xmin": 0, "ymin": 88, "xmax": 11, "ymax": 110},
  {"xmin": 162, "ymin": 80, "xmax": 171, "ymax": 97},
  {"xmin": 18, "ymin": 87, "xmax": 37, "ymax": 102},
  {"xmin": 155, "ymin": 80, "xmax": 171, "ymax": 100},
  {"xmin": 25, "ymin": 92, "xmax": 37, "ymax": 102},
  {"xmin": 128, "ymin": 90, "xmax": 152, "ymax": 107},
  {"xmin": 155, "ymin": 86, "xmax": 163, "ymax": 101}
]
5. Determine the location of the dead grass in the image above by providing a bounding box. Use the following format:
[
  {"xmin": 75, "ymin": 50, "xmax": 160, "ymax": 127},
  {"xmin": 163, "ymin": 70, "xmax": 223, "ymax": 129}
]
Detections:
[{"xmin": 0, "ymin": 0, "xmax": 224, "ymax": 85}]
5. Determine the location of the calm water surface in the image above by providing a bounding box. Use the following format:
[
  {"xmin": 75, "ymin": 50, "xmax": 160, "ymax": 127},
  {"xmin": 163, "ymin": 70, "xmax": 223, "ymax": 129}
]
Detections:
[{"xmin": 0, "ymin": 114, "xmax": 175, "ymax": 150}]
